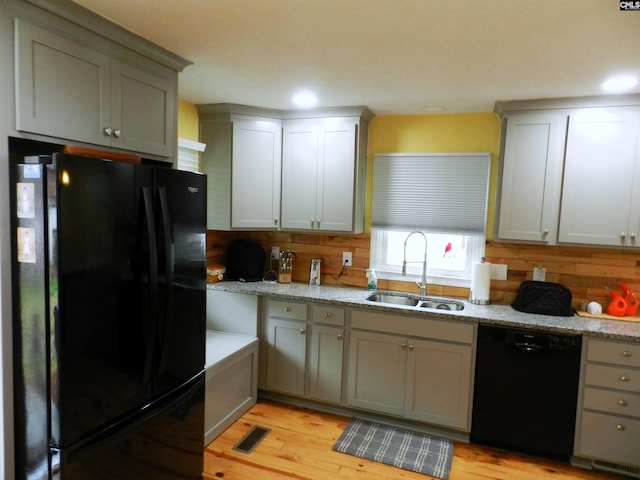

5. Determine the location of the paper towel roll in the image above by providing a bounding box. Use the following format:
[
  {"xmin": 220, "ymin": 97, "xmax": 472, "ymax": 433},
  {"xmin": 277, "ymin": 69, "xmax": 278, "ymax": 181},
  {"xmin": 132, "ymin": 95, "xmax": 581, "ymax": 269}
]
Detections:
[{"xmin": 470, "ymin": 261, "xmax": 491, "ymax": 304}]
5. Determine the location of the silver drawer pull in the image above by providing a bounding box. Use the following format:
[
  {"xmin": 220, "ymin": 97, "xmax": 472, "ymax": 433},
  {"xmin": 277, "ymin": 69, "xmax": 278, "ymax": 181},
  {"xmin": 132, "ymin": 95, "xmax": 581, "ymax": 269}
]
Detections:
[
  {"xmin": 618, "ymin": 400, "xmax": 628, "ymax": 407},
  {"xmin": 300, "ymin": 328, "xmax": 305, "ymax": 335},
  {"xmin": 324, "ymin": 312, "xmax": 332, "ymax": 317},
  {"xmin": 408, "ymin": 344, "xmax": 415, "ymax": 352},
  {"xmin": 284, "ymin": 307, "xmax": 291, "ymax": 312},
  {"xmin": 620, "ymin": 375, "xmax": 630, "ymax": 382},
  {"xmin": 337, "ymin": 334, "xmax": 343, "ymax": 341},
  {"xmin": 616, "ymin": 424, "xmax": 626, "ymax": 431},
  {"xmin": 622, "ymin": 351, "xmax": 632, "ymax": 357},
  {"xmin": 401, "ymin": 343, "xmax": 407, "ymax": 350}
]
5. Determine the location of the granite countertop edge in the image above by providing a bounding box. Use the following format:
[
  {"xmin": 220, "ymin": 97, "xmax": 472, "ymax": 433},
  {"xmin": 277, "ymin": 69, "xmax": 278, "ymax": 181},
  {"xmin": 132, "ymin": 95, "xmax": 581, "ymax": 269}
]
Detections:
[{"xmin": 208, "ymin": 281, "xmax": 640, "ymax": 342}]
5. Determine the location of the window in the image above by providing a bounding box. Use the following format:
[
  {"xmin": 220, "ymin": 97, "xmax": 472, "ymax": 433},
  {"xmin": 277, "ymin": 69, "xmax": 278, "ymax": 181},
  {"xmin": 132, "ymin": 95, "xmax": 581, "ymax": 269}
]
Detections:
[{"xmin": 369, "ymin": 153, "xmax": 490, "ymax": 287}]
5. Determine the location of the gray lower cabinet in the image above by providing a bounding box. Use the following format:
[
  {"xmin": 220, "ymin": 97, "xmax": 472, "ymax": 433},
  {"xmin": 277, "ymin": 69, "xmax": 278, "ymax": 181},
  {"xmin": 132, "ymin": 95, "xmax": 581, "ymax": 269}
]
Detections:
[
  {"xmin": 574, "ymin": 338, "xmax": 640, "ymax": 470},
  {"xmin": 347, "ymin": 310, "xmax": 475, "ymax": 431},
  {"xmin": 266, "ymin": 315, "xmax": 307, "ymax": 396},
  {"xmin": 263, "ymin": 299, "xmax": 346, "ymax": 403},
  {"xmin": 308, "ymin": 305, "xmax": 345, "ymax": 404},
  {"xmin": 14, "ymin": 18, "xmax": 176, "ymax": 158}
]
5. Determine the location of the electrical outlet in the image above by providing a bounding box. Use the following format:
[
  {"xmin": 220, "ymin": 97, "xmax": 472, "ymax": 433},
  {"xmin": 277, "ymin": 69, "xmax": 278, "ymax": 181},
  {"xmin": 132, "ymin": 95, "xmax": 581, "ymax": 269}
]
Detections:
[
  {"xmin": 271, "ymin": 246, "xmax": 280, "ymax": 260},
  {"xmin": 490, "ymin": 263, "xmax": 507, "ymax": 280},
  {"xmin": 342, "ymin": 252, "xmax": 353, "ymax": 266}
]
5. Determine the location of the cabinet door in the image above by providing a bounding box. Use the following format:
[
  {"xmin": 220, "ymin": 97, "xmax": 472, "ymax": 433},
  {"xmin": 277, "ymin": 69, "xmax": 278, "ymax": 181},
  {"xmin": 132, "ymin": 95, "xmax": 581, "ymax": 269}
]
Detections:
[
  {"xmin": 231, "ymin": 119, "xmax": 282, "ymax": 229},
  {"xmin": 559, "ymin": 108, "xmax": 640, "ymax": 246},
  {"xmin": 265, "ymin": 318, "xmax": 307, "ymax": 396},
  {"xmin": 405, "ymin": 339, "xmax": 473, "ymax": 431},
  {"xmin": 308, "ymin": 325, "xmax": 344, "ymax": 403},
  {"xmin": 110, "ymin": 61, "xmax": 174, "ymax": 157},
  {"xmin": 14, "ymin": 19, "xmax": 110, "ymax": 146},
  {"xmin": 316, "ymin": 120, "xmax": 357, "ymax": 232},
  {"xmin": 281, "ymin": 121, "xmax": 319, "ymax": 230},
  {"xmin": 497, "ymin": 112, "xmax": 566, "ymax": 243},
  {"xmin": 347, "ymin": 330, "xmax": 406, "ymax": 416}
]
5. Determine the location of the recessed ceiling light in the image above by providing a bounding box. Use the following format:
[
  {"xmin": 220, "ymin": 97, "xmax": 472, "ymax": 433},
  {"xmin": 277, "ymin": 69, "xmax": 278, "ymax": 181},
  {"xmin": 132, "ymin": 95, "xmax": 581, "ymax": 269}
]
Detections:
[
  {"xmin": 422, "ymin": 106, "xmax": 447, "ymax": 113},
  {"xmin": 292, "ymin": 91, "xmax": 318, "ymax": 108},
  {"xmin": 601, "ymin": 74, "xmax": 639, "ymax": 93}
]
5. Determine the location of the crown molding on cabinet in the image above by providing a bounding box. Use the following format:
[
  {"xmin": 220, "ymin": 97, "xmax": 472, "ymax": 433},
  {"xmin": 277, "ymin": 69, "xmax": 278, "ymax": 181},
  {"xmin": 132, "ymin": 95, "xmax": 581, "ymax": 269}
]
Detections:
[{"xmin": 494, "ymin": 94, "xmax": 640, "ymax": 117}]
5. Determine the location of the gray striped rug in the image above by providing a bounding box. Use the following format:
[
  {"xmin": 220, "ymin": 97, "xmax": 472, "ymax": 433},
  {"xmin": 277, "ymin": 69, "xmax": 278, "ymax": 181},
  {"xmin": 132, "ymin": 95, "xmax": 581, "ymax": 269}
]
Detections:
[{"xmin": 332, "ymin": 418, "xmax": 453, "ymax": 479}]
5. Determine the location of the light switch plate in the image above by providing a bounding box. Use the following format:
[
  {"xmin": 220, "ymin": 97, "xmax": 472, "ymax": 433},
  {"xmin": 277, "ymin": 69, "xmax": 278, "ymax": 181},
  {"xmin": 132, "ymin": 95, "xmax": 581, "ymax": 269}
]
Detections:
[
  {"xmin": 490, "ymin": 263, "xmax": 507, "ymax": 280},
  {"xmin": 271, "ymin": 246, "xmax": 280, "ymax": 260},
  {"xmin": 342, "ymin": 252, "xmax": 352, "ymax": 266}
]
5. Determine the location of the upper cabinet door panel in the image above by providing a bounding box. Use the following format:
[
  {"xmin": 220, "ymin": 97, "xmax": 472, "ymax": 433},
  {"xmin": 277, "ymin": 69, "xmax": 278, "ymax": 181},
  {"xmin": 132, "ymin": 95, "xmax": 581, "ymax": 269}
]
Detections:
[
  {"xmin": 498, "ymin": 112, "xmax": 566, "ymax": 243},
  {"xmin": 231, "ymin": 119, "xmax": 282, "ymax": 229},
  {"xmin": 559, "ymin": 108, "xmax": 640, "ymax": 246},
  {"xmin": 317, "ymin": 120, "xmax": 357, "ymax": 232},
  {"xmin": 110, "ymin": 61, "xmax": 174, "ymax": 157},
  {"xmin": 14, "ymin": 19, "xmax": 110, "ymax": 145},
  {"xmin": 280, "ymin": 121, "xmax": 319, "ymax": 230}
]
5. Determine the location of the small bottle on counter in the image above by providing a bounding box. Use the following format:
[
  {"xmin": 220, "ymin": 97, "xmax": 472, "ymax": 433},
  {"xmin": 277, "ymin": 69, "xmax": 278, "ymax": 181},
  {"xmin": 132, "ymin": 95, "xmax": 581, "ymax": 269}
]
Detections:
[{"xmin": 366, "ymin": 269, "xmax": 377, "ymax": 290}]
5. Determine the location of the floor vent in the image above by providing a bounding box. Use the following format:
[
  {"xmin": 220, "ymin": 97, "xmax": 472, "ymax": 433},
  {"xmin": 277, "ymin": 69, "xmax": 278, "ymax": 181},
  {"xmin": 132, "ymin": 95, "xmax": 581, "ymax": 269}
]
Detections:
[
  {"xmin": 593, "ymin": 460, "xmax": 640, "ymax": 479},
  {"xmin": 233, "ymin": 426, "xmax": 270, "ymax": 454}
]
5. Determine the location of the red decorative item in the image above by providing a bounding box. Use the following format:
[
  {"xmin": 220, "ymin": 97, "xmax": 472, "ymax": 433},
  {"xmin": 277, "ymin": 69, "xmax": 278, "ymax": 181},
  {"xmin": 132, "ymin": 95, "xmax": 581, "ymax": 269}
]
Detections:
[
  {"xmin": 618, "ymin": 282, "xmax": 639, "ymax": 316},
  {"xmin": 607, "ymin": 289, "xmax": 628, "ymax": 317}
]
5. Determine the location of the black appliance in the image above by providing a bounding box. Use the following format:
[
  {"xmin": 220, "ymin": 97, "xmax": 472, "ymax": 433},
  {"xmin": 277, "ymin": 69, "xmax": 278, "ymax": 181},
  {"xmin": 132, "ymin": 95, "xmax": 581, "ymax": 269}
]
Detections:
[
  {"xmin": 471, "ymin": 324, "xmax": 582, "ymax": 461},
  {"xmin": 10, "ymin": 151, "xmax": 207, "ymax": 479}
]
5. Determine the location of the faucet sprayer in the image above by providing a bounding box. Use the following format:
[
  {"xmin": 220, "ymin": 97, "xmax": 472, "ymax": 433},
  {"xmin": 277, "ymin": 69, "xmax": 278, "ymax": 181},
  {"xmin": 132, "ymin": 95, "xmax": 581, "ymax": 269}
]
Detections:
[{"xmin": 402, "ymin": 231, "xmax": 428, "ymax": 296}]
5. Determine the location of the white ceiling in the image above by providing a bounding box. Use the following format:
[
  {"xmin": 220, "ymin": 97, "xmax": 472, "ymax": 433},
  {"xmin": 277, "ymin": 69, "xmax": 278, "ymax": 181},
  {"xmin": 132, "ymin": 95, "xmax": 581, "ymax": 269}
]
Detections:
[{"xmin": 71, "ymin": 0, "xmax": 640, "ymax": 115}]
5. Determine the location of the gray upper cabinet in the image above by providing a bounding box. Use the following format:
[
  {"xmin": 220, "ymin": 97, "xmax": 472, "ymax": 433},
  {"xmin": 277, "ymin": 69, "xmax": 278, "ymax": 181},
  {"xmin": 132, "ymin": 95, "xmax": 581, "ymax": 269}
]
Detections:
[
  {"xmin": 497, "ymin": 112, "xmax": 567, "ymax": 244},
  {"xmin": 496, "ymin": 98, "xmax": 640, "ymax": 247},
  {"xmin": 14, "ymin": 18, "xmax": 176, "ymax": 158}
]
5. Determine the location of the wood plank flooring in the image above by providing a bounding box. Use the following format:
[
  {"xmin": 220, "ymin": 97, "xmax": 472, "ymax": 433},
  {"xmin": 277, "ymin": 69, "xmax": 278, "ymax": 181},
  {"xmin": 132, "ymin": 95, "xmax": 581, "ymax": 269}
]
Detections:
[{"xmin": 203, "ymin": 399, "xmax": 627, "ymax": 480}]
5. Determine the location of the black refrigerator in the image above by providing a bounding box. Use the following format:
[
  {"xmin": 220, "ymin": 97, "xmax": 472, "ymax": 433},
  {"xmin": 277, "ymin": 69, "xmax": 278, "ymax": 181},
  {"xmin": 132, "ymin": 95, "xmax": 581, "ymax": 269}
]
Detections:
[{"xmin": 10, "ymin": 151, "xmax": 206, "ymax": 480}]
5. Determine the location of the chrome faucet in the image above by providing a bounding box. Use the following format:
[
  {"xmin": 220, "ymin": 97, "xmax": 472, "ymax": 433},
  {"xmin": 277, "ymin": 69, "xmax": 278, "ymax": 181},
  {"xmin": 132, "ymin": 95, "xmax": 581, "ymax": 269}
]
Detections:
[{"xmin": 402, "ymin": 231, "xmax": 428, "ymax": 296}]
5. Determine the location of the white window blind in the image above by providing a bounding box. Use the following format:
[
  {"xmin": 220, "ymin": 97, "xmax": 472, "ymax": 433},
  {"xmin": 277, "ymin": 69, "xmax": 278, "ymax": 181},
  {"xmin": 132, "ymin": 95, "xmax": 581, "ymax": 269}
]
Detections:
[
  {"xmin": 371, "ymin": 153, "xmax": 491, "ymax": 234},
  {"xmin": 177, "ymin": 138, "xmax": 206, "ymax": 173}
]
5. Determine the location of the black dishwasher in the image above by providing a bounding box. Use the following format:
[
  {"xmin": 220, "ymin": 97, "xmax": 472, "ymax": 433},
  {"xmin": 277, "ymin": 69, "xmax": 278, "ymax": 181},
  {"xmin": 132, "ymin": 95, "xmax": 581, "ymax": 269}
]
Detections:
[{"xmin": 471, "ymin": 324, "xmax": 582, "ymax": 460}]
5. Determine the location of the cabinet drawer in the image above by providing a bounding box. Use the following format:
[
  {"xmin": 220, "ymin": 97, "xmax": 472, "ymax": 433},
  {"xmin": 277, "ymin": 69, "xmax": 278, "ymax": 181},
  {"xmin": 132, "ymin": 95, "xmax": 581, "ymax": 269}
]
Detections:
[
  {"xmin": 268, "ymin": 300, "xmax": 307, "ymax": 320},
  {"xmin": 577, "ymin": 411, "xmax": 640, "ymax": 467},
  {"xmin": 585, "ymin": 364, "xmax": 639, "ymax": 392},
  {"xmin": 583, "ymin": 387, "xmax": 640, "ymax": 418},
  {"xmin": 311, "ymin": 305, "xmax": 345, "ymax": 326},
  {"xmin": 587, "ymin": 339, "xmax": 640, "ymax": 368}
]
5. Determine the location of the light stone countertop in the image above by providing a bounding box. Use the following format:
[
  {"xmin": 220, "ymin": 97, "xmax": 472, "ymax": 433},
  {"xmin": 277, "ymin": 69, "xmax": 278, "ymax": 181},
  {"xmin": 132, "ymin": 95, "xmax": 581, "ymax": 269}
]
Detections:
[{"xmin": 207, "ymin": 281, "xmax": 640, "ymax": 342}]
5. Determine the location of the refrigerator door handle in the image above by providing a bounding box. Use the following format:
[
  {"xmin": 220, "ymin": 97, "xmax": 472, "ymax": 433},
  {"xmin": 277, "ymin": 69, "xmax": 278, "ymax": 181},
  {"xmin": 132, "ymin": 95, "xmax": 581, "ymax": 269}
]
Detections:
[
  {"xmin": 157, "ymin": 187, "xmax": 173, "ymax": 375},
  {"xmin": 142, "ymin": 187, "xmax": 158, "ymax": 384}
]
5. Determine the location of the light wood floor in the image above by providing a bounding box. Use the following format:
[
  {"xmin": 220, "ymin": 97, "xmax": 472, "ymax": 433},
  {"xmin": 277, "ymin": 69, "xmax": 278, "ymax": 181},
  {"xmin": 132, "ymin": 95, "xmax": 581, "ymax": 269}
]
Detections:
[{"xmin": 203, "ymin": 399, "xmax": 627, "ymax": 480}]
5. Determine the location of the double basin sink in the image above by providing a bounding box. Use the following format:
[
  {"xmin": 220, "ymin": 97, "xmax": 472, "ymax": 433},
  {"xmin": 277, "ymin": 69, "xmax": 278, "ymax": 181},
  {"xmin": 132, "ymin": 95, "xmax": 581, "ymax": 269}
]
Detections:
[{"xmin": 366, "ymin": 292, "xmax": 465, "ymax": 312}]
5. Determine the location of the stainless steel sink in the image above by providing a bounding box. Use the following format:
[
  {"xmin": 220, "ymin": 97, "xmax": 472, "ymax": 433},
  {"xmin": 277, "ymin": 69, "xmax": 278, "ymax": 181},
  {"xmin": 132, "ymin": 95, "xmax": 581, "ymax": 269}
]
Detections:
[
  {"xmin": 366, "ymin": 292, "xmax": 465, "ymax": 311},
  {"xmin": 366, "ymin": 293, "xmax": 419, "ymax": 306},
  {"xmin": 419, "ymin": 299, "xmax": 465, "ymax": 311}
]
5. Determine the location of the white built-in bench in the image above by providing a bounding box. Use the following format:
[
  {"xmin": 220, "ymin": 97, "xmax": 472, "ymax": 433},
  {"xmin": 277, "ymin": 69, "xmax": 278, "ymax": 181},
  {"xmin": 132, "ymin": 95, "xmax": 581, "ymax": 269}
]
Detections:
[{"xmin": 204, "ymin": 330, "xmax": 258, "ymax": 446}]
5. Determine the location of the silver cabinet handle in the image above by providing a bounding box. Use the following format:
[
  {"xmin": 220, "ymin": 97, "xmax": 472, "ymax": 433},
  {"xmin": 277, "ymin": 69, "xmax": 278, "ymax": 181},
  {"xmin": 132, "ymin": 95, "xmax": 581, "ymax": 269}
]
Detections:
[
  {"xmin": 618, "ymin": 399, "xmax": 628, "ymax": 407},
  {"xmin": 324, "ymin": 312, "xmax": 332, "ymax": 317},
  {"xmin": 542, "ymin": 228, "xmax": 549, "ymax": 236},
  {"xmin": 401, "ymin": 343, "xmax": 407, "ymax": 350},
  {"xmin": 274, "ymin": 217, "xmax": 278, "ymax": 225},
  {"xmin": 103, "ymin": 127, "xmax": 113, "ymax": 136},
  {"xmin": 299, "ymin": 328, "xmax": 305, "ymax": 335},
  {"xmin": 616, "ymin": 424, "xmax": 626, "ymax": 431},
  {"xmin": 620, "ymin": 375, "xmax": 630, "ymax": 382},
  {"xmin": 408, "ymin": 344, "xmax": 415, "ymax": 352},
  {"xmin": 622, "ymin": 351, "xmax": 632, "ymax": 357},
  {"xmin": 112, "ymin": 129, "xmax": 121, "ymax": 138},
  {"xmin": 284, "ymin": 307, "xmax": 291, "ymax": 312},
  {"xmin": 337, "ymin": 334, "xmax": 343, "ymax": 341},
  {"xmin": 621, "ymin": 232, "xmax": 626, "ymax": 240}
]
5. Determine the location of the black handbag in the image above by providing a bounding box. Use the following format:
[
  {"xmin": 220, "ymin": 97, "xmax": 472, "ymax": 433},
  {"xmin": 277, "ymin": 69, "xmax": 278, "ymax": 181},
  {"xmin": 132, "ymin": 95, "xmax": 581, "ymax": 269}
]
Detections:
[{"xmin": 511, "ymin": 281, "xmax": 574, "ymax": 316}]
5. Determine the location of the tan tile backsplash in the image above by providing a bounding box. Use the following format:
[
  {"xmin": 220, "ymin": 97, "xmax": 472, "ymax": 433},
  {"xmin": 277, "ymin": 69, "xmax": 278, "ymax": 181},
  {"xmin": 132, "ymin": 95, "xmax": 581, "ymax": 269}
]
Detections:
[{"xmin": 208, "ymin": 230, "xmax": 640, "ymax": 310}]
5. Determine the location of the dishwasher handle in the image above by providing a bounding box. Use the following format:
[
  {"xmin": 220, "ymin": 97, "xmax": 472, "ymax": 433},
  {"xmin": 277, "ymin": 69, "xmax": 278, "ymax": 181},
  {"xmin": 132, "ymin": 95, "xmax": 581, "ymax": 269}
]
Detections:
[{"xmin": 514, "ymin": 342, "xmax": 544, "ymax": 352}]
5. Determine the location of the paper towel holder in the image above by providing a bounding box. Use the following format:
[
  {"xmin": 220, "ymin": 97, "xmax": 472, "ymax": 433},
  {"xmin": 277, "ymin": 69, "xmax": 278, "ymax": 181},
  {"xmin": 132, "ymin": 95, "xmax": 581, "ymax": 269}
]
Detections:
[{"xmin": 469, "ymin": 257, "xmax": 491, "ymax": 305}]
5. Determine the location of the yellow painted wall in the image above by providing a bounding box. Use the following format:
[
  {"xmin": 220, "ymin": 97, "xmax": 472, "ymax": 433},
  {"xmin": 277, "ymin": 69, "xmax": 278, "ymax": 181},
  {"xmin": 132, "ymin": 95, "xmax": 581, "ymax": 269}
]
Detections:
[
  {"xmin": 367, "ymin": 113, "xmax": 501, "ymax": 238},
  {"xmin": 178, "ymin": 99, "xmax": 199, "ymax": 141}
]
